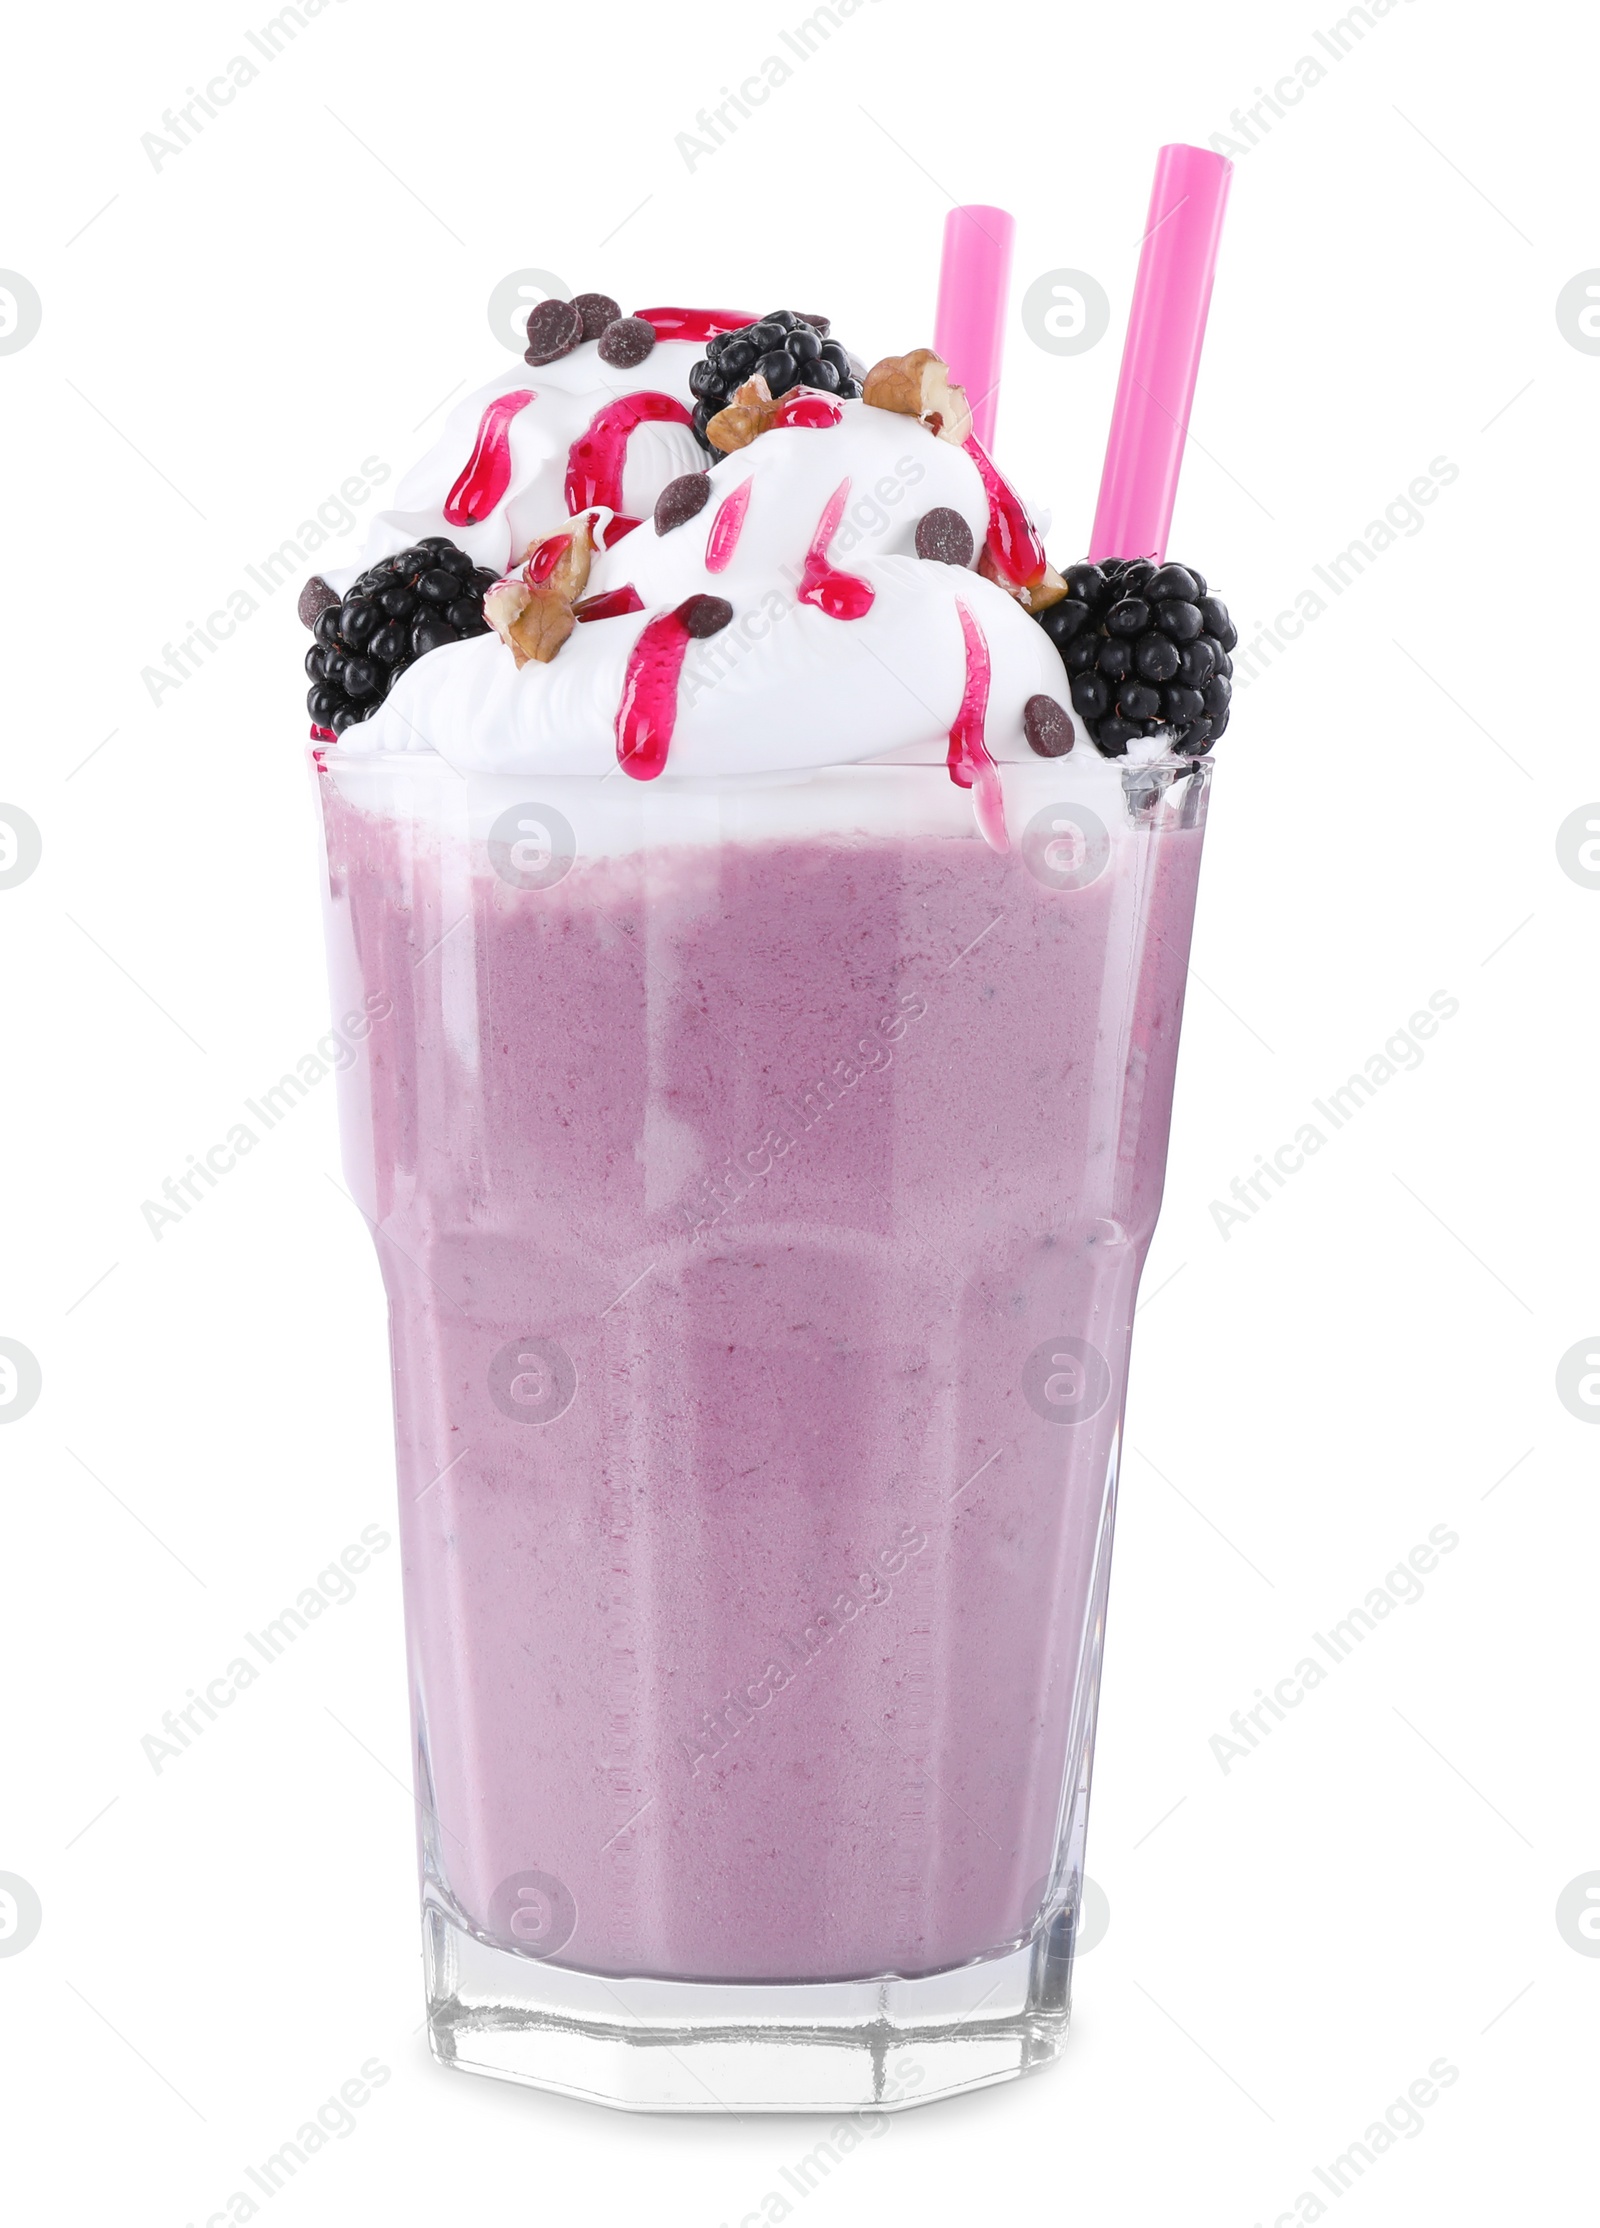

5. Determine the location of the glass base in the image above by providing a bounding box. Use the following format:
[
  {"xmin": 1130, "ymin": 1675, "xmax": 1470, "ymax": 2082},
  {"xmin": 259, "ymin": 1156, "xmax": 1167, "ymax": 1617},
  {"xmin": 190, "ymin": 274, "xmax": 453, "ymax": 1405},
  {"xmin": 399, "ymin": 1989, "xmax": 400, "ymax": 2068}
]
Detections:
[{"xmin": 423, "ymin": 1898, "xmax": 1078, "ymax": 2113}]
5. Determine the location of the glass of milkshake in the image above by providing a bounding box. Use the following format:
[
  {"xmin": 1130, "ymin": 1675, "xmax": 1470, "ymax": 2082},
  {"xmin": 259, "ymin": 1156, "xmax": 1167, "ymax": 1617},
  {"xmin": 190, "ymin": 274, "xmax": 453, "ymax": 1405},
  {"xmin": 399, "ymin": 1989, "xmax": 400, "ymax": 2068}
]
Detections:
[{"xmin": 307, "ymin": 166, "xmax": 1234, "ymax": 2111}]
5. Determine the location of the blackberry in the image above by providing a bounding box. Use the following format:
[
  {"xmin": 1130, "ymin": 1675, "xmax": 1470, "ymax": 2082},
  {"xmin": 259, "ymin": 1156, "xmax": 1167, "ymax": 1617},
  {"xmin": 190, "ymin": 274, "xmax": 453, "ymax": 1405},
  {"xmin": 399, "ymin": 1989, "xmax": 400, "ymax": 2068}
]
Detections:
[
  {"xmin": 1035, "ymin": 559, "xmax": 1237, "ymax": 757},
  {"xmin": 302, "ymin": 537, "xmax": 498, "ymax": 735},
  {"xmin": 686, "ymin": 309, "xmax": 863, "ymax": 453}
]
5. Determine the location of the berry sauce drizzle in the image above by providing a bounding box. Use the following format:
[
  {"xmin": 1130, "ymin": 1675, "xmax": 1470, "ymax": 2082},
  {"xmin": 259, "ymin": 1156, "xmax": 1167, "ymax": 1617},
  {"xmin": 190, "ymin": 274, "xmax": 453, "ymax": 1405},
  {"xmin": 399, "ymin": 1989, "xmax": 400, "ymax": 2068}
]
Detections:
[
  {"xmin": 575, "ymin": 585, "xmax": 645, "ymax": 622},
  {"xmin": 772, "ymin": 388, "xmax": 843, "ymax": 431},
  {"xmin": 578, "ymin": 508, "xmax": 641, "ymax": 552},
  {"xmin": 615, "ymin": 603, "xmax": 702, "ymax": 780},
  {"xmin": 526, "ymin": 532, "xmax": 571, "ymax": 585},
  {"xmin": 962, "ymin": 434, "xmax": 1045, "ymax": 587},
  {"xmin": 704, "ymin": 478, "xmax": 754, "ymax": 573},
  {"xmin": 566, "ymin": 393, "xmax": 697, "ymax": 516},
  {"xmin": 632, "ymin": 306, "xmax": 758, "ymax": 343},
  {"xmin": 948, "ymin": 601, "xmax": 1008, "ymax": 852},
  {"xmin": 798, "ymin": 480, "xmax": 874, "ymax": 620},
  {"xmin": 443, "ymin": 390, "xmax": 535, "ymax": 525}
]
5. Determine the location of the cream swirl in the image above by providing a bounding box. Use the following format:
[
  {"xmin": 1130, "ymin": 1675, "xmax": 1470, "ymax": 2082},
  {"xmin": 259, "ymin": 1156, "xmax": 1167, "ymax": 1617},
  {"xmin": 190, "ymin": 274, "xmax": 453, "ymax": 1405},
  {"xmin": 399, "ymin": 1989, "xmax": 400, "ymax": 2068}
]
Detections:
[
  {"xmin": 353, "ymin": 401, "xmax": 1087, "ymax": 820},
  {"xmin": 323, "ymin": 340, "xmax": 709, "ymax": 585}
]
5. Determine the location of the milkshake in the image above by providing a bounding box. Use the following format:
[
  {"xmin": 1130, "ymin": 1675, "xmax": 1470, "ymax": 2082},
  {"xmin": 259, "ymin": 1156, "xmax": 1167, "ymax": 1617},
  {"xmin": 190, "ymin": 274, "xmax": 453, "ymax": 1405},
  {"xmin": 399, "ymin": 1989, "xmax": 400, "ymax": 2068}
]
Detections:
[{"xmin": 309, "ymin": 250, "xmax": 1232, "ymax": 2108}]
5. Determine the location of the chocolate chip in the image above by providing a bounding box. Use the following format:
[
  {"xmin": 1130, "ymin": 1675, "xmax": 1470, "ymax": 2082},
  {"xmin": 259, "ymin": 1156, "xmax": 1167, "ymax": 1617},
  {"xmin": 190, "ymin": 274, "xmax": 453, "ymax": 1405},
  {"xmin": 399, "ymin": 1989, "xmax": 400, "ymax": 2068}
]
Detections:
[
  {"xmin": 571, "ymin": 291, "xmax": 621, "ymax": 341},
  {"xmin": 914, "ymin": 507, "xmax": 976, "ymax": 567},
  {"xmin": 678, "ymin": 594, "xmax": 733, "ymax": 638},
  {"xmin": 654, "ymin": 473, "xmax": 711, "ymax": 535},
  {"xmin": 598, "ymin": 315, "xmax": 657, "ymax": 369},
  {"xmin": 298, "ymin": 575, "xmax": 340, "ymax": 630},
  {"xmin": 524, "ymin": 296, "xmax": 583, "ymax": 365},
  {"xmin": 1023, "ymin": 694, "xmax": 1075, "ymax": 759}
]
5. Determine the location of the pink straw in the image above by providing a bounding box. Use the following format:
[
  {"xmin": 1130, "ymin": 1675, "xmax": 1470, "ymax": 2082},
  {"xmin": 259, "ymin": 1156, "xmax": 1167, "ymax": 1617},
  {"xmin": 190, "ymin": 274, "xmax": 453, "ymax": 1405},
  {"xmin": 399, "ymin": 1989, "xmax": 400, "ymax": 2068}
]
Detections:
[
  {"xmin": 934, "ymin": 205, "xmax": 1015, "ymax": 452},
  {"xmin": 1089, "ymin": 145, "xmax": 1233, "ymax": 565}
]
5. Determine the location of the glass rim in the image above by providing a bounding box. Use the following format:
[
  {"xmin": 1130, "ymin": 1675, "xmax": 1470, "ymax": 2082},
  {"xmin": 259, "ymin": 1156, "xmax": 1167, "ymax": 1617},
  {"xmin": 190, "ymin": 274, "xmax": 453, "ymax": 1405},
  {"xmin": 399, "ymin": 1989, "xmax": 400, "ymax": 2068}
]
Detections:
[{"xmin": 311, "ymin": 742, "xmax": 1216, "ymax": 787}]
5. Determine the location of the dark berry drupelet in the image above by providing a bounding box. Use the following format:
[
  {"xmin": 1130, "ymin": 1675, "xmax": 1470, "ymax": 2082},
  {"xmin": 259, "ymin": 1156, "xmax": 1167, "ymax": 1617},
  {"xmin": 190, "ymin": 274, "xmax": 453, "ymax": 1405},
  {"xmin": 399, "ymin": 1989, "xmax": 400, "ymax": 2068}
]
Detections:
[
  {"xmin": 1034, "ymin": 559, "xmax": 1237, "ymax": 757},
  {"xmin": 687, "ymin": 310, "xmax": 863, "ymax": 452},
  {"xmin": 303, "ymin": 538, "xmax": 499, "ymax": 734}
]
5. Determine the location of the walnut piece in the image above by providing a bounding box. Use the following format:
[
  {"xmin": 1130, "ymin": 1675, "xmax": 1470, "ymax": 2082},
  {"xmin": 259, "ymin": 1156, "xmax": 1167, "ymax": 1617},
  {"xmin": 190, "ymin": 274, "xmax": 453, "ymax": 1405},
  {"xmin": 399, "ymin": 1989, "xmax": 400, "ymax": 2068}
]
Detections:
[
  {"xmin": 485, "ymin": 520, "xmax": 595, "ymax": 667},
  {"xmin": 861, "ymin": 349, "xmax": 973, "ymax": 446},
  {"xmin": 705, "ymin": 375, "xmax": 780, "ymax": 454}
]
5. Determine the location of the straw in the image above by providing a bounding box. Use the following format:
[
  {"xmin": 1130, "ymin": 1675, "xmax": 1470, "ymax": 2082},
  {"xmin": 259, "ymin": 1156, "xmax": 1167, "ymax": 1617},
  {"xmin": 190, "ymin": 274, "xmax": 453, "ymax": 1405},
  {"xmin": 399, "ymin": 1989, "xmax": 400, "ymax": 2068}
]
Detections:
[
  {"xmin": 934, "ymin": 205, "xmax": 1015, "ymax": 452},
  {"xmin": 1089, "ymin": 144, "xmax": 1233, "ymax": 565}
]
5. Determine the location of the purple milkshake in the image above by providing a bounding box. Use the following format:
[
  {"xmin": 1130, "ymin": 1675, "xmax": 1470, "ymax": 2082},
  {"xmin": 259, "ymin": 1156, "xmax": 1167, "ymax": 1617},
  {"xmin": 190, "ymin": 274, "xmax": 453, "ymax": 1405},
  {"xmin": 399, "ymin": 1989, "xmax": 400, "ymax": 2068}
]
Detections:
[{"xmin": 307, "ymin": 283, "xmax": 1231, "ymax": 2110}]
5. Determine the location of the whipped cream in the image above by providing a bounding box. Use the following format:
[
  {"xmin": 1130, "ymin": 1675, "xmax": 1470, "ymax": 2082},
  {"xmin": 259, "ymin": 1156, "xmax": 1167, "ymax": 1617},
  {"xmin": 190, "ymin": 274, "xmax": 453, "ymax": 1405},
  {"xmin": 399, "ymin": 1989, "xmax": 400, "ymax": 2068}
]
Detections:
[
  {"xmin": 315, "ymin": 322, "xmax": 1205, "ymax": 843},
  {"xmin": 323, "ymin": 339, "xmax": 709, "ymax": 587},
  {"xmin": 347, "ymin": 397, "xmax": 1087, "ymax": 816}
]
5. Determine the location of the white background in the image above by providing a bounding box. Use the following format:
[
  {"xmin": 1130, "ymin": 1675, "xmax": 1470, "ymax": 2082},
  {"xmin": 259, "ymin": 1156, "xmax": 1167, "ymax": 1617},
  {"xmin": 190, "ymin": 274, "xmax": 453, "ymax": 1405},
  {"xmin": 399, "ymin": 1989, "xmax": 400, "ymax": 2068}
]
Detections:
[{"xmin": 1, "ymin": 1, "xmax": 1593, "ymax": 2221}]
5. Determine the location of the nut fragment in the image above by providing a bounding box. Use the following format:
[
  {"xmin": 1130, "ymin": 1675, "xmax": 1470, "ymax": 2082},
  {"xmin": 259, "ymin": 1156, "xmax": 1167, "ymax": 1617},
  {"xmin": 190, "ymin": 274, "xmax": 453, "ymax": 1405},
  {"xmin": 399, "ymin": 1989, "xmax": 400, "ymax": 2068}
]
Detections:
[
  {"xmin": 705, "ymin": 375, "xmax": 780, "ymax": 454},
  {"xmin": 485, "ymin": 518, "xmax": 595, "ymax": 667},
  {"xmin": 861, "ymin": 348, "xmax": 973, "ymax": 445},
  {"xmin": 978, "ymin": 545, "xmax": 1070, "ymax": 613}
]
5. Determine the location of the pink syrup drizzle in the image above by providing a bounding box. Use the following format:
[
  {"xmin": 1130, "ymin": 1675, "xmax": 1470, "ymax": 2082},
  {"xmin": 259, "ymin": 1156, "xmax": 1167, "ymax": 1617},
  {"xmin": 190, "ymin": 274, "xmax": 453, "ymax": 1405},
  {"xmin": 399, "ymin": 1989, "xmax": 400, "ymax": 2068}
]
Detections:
[
  {"xmin": 962, "ymin": 434, "xmax": 1046, "ymax": 587},
  {"xmin": 771, "ymin": 387, "xmax": 843, "ymax": 431},
  {"xmin": 704, "ymin": 478, "xmax": 754, "ymax": 572},
  {"xmin": 702, "ymin": 394, "xmax": 840, "ymax": 572},
  {"xmin": 565, "ymin": 392, "xmax": 696, "ymax": 516},
  {"xmin": 575, "ymin": 585, "xmax": 645, "ymax": 622},
  {"xmin": 443, "ymin": 390, "xmax": 535, "ymax": 525},
  {"xmin": 798, "ymin": 480, "xmax": 874, "ymax": 620},
  {"xmin": 632, "ymin": 306, "xmax": 759, "ymax": 343},
  {"xmin": 614, "ymin": 603, "xmax": 707, "ymax": 781},
  {"xmin": 948, "ymin": 601, "xmax": 1008, "ymax": 852}
]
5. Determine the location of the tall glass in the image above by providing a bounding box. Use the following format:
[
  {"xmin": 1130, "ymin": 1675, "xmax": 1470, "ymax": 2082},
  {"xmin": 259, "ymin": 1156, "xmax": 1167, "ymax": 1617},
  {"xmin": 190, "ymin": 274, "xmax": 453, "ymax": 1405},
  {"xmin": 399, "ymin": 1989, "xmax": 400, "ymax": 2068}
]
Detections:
[{"xmin": 315, "ymin": 744, "xmax": 1209, "ymax": 2112}]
